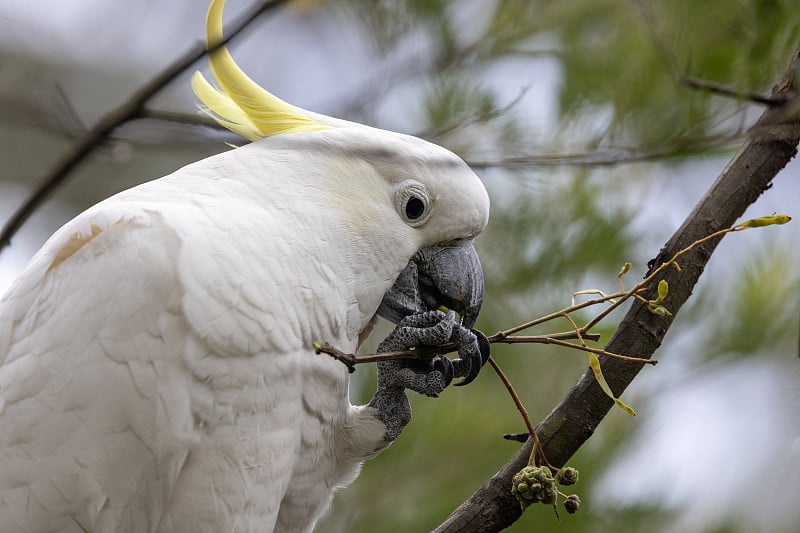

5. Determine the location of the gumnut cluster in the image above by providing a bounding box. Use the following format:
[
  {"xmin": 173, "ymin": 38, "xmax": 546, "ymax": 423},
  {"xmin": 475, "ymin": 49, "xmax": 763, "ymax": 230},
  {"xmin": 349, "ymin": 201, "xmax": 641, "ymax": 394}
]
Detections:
[
  {"xmin": 511, "ymin": 466, "xmax": 557, "ymax": 509},
  {"xmin": 511, "ymin": 464, "xmax": 582, "ymax": 514}
]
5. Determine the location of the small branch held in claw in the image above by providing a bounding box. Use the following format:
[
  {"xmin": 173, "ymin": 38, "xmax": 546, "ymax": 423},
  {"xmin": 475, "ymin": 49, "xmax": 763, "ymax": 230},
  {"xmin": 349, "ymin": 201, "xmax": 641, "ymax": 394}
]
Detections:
[
  {"xmin": 313, "ymin": 342, "xmax": 419, "ymax": 372},
  {"xmin": 314, "ymin": 331, "xmax": 603, "ymax": 371}
]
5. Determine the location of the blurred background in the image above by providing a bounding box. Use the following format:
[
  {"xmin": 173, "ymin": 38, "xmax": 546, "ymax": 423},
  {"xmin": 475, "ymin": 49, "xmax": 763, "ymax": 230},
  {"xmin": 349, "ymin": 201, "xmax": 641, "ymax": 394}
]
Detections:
[{"xmin": 1, "ymin": 0, "xmax": 798, "ymax": 531}]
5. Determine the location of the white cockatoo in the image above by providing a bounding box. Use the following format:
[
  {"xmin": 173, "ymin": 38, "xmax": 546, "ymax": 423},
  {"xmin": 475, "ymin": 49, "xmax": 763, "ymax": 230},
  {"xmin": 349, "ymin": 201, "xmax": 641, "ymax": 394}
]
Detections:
[{"xmin": 0, "ymin": 0, "xmax": 490, "ymax": 531}]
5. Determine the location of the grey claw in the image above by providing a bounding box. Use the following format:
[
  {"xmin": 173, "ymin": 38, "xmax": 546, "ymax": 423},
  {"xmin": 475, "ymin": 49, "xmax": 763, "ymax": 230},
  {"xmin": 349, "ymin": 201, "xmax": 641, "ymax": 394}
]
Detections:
[
  {"xmin": 472, "ymin": 329, "xmax": 491, "ymax": 366},
  {"xmin": 453, "ymin": 358, "xmax": 477, "ymax": 386},
  {"xmin": 434, "ymin": 356, "xmax": 454, "ymax": 388},
  {"xmin": 453, "ymin": 327, "xmax": 488, "ymax": 387}
]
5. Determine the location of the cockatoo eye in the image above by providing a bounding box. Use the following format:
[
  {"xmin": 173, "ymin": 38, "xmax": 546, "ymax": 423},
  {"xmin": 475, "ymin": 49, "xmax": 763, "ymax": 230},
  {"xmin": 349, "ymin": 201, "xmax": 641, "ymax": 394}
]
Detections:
[
  {"xmin": 405, "ymin": 197, "xmax": 425, "ymax": 219},
  {"xmin": 395, "ymin": 180, "xmax": 433, "ymax": 227}
]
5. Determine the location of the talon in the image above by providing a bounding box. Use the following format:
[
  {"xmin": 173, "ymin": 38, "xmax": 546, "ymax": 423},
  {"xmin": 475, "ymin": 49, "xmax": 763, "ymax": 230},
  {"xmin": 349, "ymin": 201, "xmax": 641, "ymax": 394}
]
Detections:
[
  {"xmin": 454, "ymin": 357, "xmax": 477, "ymax": 387},
  {"xmin": 472, "ymin": 329, "xmax": 491, "ymax": 366},
  {"xmin": 453, "ymin": 328, "xmax": 483, "ymax": 387},
  {"xmin": 455, "ymin": 329, "xmax": 491, "ymax": 387},
  {"xmin": 434, "ymin": 356, "xmax": 454, "ymax": 388}
]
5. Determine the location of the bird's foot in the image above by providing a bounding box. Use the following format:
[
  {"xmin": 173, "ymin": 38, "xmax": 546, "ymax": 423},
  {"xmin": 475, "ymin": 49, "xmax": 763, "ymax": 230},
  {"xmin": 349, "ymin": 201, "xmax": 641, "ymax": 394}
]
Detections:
[{"xmin": 368, "ymin": 310, "xmax": 490, "ymax": 441}]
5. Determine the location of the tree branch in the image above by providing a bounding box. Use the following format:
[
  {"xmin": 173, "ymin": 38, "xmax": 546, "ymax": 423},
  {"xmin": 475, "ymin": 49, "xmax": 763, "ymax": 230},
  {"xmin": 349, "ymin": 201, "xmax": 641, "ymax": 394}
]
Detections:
[
  {"xmin": 681, "ymin": 75, "xmax": 786, "ymax": 106},
  {"xmin": 465, "ymin": 134, "xmax": 742, "ymax": 170},
  {"xmin": 0, "ymin": 0, "xmax": 291, "ymax": 254},
  {"xmin": 433, "ymin": 44, "xmax": 800, "ymax": 533}
]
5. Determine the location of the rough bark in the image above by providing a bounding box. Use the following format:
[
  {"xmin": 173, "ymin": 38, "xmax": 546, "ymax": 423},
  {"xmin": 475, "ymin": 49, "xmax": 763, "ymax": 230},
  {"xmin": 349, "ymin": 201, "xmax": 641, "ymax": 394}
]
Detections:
[{"xmin": 434, "ymin": 46, "xmax": 800, "ymax": 533}]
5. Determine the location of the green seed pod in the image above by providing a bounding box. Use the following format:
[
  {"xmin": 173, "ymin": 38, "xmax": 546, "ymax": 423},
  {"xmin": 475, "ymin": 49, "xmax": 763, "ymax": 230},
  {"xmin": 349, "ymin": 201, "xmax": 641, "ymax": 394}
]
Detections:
[{"xmin": 556, "ymin": 466, "xmax": 579, "ymax": 486}]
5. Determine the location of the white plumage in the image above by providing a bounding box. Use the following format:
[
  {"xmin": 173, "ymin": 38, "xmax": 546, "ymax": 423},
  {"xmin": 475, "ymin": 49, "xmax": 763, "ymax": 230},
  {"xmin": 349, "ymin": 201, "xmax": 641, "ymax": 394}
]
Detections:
[{"xmin": 0, "ymin": 1, "xmax": 489, "ymax": 531}]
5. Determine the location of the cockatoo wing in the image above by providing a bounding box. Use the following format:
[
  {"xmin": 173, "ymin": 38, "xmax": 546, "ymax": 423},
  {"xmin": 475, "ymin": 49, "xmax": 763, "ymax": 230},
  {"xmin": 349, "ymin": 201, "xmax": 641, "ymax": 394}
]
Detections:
[
  {"xmin": 0, "ymin": 198, "xmax": 193, "ymax": 532},
  {"xmin": 0, "ymin": 167, "xmax": 359, "ymax": 532}
]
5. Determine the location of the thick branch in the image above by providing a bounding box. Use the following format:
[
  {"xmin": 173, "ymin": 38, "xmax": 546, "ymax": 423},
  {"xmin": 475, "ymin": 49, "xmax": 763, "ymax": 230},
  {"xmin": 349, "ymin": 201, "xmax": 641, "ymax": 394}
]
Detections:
[{"xmin": 434, "ymin": 46, "xmax": 800, "ymax": 532}]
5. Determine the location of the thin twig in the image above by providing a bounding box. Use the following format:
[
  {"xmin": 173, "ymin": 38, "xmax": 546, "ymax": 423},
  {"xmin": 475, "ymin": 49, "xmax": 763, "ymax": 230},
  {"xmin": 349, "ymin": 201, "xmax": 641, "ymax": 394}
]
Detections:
[
  {"xmin": 139, "ymin": 109, "xmax": 232, "ymax": 131},
  {"xmin": 0, "ymin": 0, "xmax": 290, "ymax": 253},
  {"xmin": 500, "ymin": 336, "xmax": 657, "ymax": 365},
  {"xmin": 486, "ymin": 357, "xmax": 552, "ymax": 470},
  {"xmin": 682, "ymin": 76, "xmax": 785, "ymax": 106},
  {"xmin": 313, "ymin": 342, "xmax": 419, "ymax": 372},
  {"xmin": 465, "ymin": 134, "xmax": 743, "ymax": 170},
  {"xmin": 493, "ymin": 292, "xmax": 622, "ymax": 339},
  {"xmin": 315, "ymin": 330, "xmax": 601, "ymax": 370}
]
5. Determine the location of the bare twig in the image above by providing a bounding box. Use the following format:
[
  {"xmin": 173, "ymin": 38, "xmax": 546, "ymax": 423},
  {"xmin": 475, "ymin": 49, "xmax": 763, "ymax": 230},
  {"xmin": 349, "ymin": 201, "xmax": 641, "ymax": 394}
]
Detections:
[
  {"xmin": 466, "ymin": 134, "xmax": 743, "ymax": 170},
  {"xmin": 138, "ymin": 109, "xmax": 232, "ymax": 131},
  {"xmin": 315, "ymin": 330, "xmax": 601, "ymax": 370},
  {"xmin": 497, "ymin": 335, "xmax": 657, "ymax": 365},
  {"xmin": 0, "ymin": 0, "xmax": 291, "ymax": 253},
  {"xmin": 486, "ymin": 357, "xmax": 552, "ymax": 471},
  {"xmin": 682, "ymin": 76, "xmax": 785, "ymax": 106},
  {"xmin": 313, "ymin": 341, "xmax": 419, "ymax": 372}
]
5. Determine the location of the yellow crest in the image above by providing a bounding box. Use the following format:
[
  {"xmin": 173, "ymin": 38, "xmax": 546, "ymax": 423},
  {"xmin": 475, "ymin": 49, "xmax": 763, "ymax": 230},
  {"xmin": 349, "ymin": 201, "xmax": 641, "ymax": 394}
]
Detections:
[{"xmin": 191, "ymin": 0, "xmax": 331, "ymax": 141}]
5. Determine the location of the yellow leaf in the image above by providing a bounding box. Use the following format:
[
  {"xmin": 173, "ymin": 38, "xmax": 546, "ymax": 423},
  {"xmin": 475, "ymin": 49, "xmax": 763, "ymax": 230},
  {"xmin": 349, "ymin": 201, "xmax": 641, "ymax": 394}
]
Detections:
[{"xmin": 588, "ymin": 353, "xmax": 636, "ymax": 416}]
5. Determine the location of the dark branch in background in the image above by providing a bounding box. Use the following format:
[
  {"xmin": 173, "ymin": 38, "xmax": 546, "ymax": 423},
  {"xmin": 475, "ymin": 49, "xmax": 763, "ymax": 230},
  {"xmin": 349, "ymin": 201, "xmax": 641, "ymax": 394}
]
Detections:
[
  {"xmin": 465, "ymin": 133, "xmax": 743, "ymax": 169},
  {"xmin": 681, "ymin": 76, "xmax": 787, "ymax": 106},
  {"xmin": 433, "ymin": 45, "xmax": 800, "ymax": 532},
  {"xmin": 139, "ymin": 109, "xmax": 230, "ymax": 131},
  {"xmin": 0, "ymin": 0, "xmax": 291, "ymax": 254}
]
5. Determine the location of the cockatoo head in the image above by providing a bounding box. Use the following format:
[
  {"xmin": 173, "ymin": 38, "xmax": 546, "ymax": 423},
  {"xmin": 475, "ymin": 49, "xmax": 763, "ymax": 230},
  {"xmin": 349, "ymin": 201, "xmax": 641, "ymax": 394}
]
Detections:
[{"xmin": 193, "ymin": 0, "xmax": 489, "ymax": 353}]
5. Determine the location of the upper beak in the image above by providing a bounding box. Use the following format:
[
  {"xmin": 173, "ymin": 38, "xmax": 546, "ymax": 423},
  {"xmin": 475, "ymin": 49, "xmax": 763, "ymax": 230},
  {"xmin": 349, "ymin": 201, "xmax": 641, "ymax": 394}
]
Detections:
[{"xmin": 378, "ymin": 241, "xmax": 484, "ymax": 328}]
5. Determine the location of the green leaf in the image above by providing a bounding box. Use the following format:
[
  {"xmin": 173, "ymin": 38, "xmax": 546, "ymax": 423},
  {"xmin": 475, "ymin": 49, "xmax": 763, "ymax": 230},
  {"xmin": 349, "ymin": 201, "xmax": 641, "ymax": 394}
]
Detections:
[
  {"xmin": 588, "ymin": 353, "xmax": 635, "ymax": 416},
  {"xmin": 738, "ymin": 214, "xmax": 791, "ymax": 228},
  {"xmin": 657, "ymin": 280, "xmax": 669, "ymax": 302}
]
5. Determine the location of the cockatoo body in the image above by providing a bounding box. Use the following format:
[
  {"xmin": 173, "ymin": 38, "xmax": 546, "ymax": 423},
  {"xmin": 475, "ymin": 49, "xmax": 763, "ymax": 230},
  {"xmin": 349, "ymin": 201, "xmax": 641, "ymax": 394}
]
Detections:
[{"xmin": 0, "ymin": 1, "xmax": 490, "ymax": 531}]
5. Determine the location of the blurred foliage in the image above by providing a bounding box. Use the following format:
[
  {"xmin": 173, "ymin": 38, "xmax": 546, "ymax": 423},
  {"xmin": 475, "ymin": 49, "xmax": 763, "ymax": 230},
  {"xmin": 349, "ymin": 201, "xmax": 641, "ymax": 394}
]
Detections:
[
  {"xmin": 349, "ymin": 0, "xmax": 799, "ymax": 153},
  {"xmin": 702, "ymin": 243, "xmax": 800, "ymax": 359},
  {"xmin": 480, "ymin": 174, "xmax": 632, "ymax": 293},
  {"xmin": 548, "ymin": 0, "xmax": 800, "ymax": 146}
]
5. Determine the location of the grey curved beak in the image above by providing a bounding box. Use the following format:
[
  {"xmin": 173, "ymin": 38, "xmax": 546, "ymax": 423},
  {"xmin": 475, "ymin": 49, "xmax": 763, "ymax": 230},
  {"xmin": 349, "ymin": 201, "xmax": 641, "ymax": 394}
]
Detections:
[{"xmin": 378, "ymin": 242, "xmax": 484, "ymax": 328}]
